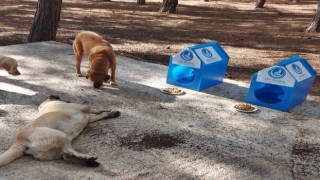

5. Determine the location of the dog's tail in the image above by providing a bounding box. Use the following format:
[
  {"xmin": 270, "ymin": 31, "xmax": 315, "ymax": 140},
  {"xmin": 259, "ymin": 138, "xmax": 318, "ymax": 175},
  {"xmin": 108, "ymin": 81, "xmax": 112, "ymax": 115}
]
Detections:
[{"xmin": 0, "ymin": 143, "xmax": 25, "ymax": 167}]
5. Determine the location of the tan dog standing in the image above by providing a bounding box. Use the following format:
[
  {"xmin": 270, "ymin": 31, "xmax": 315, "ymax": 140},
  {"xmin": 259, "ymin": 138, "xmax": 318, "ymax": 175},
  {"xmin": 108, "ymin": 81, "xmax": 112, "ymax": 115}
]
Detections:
[
  {"xmin": 0, "ymin": 56, "xmax": 21, "ymax": 76},
  {"xmin": 73, "ymin": 31, "xmax": 117, "ymax": 88},
  {"xmin": 0, "ymin": 95, "xmax": 120, "ymax": 167}
]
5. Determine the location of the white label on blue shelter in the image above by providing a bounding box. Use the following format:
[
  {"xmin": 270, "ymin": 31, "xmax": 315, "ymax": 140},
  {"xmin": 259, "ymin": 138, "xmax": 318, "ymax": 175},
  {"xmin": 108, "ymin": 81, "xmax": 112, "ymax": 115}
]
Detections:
[
  {"xmin": 172, "ymin": 49, "xmax": 201, "ymax": 69},
  {"xmin": 256, "ymin": 66, "xmax": 295, "ymax": 87},
  {"xmin": 285, "ymin": 61, "xmax": 311, "ymax": 82},
  {"xmin": 194, "ymin": 46, "xmax": 222, "ymax": 64}
]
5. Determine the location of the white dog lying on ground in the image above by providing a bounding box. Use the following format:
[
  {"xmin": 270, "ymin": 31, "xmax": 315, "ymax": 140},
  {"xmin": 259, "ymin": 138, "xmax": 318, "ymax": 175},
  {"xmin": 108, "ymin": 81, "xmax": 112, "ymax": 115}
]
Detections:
[{"xmin": 0, "ymin": 95, "xmax": 120, "ymax": 167}]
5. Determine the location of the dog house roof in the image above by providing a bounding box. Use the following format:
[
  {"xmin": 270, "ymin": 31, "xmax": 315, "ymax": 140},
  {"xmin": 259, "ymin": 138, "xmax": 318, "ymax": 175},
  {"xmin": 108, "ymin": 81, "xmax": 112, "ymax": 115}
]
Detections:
[
  {"xmin": 256, "ymin": 56, "xmax": 316, "ymax": 87},
  {"xmin": 171, "ymin": 42, "xmax": 229, "ymax": 69}
]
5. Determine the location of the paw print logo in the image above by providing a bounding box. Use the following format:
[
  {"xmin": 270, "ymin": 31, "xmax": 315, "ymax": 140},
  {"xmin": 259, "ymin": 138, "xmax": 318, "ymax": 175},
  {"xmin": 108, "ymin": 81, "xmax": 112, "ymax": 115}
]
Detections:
[
  {"xmin": 268, "ymin": 67, "xmax": 286, "ymax": 79},
  {"xmin": 201, "ymin": 48, "xmax": 212, "ymax": 58},
  {"xmin": 292, "ymin": 64, "xmax": 302, "ymax": 74},
  {"xmin": 180, "ymin": 50, "xmax": 193, "ymax": 61}
]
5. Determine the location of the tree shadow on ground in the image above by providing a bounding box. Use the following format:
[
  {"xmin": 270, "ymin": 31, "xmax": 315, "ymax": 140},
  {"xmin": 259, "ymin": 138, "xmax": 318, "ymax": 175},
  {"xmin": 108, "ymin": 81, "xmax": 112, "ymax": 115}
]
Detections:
[
  {"xmin": 202, "ymin": 81, "xmax": 249, "ymax": 102},
  {"xmin": 0, "ymin": 0, "xmax": 319, "ymax": 95}
]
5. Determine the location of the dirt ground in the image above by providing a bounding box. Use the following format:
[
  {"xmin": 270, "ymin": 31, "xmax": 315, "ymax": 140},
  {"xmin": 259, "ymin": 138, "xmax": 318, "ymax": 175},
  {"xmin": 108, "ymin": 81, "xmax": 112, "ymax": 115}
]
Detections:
[
  {"xmin": 0, "ymin": 0, "xmax": 319, "ymax": 95},
  {"xmin": 0, "ymin": 42, "xmax": 319, "ymax": 179}
]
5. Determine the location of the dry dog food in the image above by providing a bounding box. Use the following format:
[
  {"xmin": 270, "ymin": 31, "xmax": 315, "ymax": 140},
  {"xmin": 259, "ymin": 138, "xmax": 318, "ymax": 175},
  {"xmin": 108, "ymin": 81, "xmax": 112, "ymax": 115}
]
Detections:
[
  {"xmin": 234, "ymin": 103, "xmax": 256, "ymax": 112},
  {"xmin": 163, "ymin": 87, "xmax": 182, "ymax": 94}
]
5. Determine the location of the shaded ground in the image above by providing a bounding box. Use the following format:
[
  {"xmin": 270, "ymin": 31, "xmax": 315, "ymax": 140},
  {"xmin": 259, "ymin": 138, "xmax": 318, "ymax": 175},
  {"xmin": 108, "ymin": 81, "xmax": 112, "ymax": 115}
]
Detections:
[{"xmin": 0, "ymin": 0, "xmax": 319, "ymax": 95}]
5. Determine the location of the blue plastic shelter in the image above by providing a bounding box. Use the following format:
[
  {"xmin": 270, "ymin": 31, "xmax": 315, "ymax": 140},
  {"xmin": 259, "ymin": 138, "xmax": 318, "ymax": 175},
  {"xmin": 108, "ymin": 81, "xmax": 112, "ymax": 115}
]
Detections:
[
  {"xmin": 166, "ymin": 42, "xmax": 230, "ymax": 91},
  {"xmin": 246, "ymin": 56, "xmax": 317, "ymax": 112}
]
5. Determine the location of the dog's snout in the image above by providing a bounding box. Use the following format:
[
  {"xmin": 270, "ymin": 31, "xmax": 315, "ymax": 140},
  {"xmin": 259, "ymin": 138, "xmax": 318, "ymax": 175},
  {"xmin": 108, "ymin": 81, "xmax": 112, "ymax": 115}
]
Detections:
[
  {"xmin": 9, "ymin": 70, "xmax": 21, "ymax": 76},
  {"xmin": 93, "ymin": 82, "xmax": 103, "ymax": 88}
]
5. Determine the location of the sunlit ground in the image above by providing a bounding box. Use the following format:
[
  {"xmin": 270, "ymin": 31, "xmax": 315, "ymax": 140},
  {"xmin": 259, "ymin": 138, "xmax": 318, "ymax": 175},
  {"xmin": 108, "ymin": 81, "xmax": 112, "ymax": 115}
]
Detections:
[{"xmin": 0, "ymin": 81, "xmax": 37, "ymax": 96}]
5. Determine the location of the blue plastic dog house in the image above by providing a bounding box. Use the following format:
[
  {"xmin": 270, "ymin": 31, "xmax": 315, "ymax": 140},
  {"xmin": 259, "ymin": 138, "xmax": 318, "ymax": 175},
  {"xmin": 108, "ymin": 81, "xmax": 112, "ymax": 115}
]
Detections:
[
  {"xmin": 166, "ymin": 42, "xmax": 230, "ymax": 91},
  {"xmin": 246, "ymin": 56, "xmax": 317, "ymax": 112}
]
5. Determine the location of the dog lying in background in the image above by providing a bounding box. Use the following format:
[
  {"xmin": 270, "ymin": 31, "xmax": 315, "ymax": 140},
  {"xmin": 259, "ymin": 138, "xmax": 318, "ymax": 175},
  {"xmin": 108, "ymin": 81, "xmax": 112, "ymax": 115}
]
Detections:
[
  {"xmin": 0, "ymin": 56, "xmax": 21, "ymax": 76},
  {"xmin": 73, "ymin": 31, "xmax": 117, "ymax": 88},
  {"xmin": 0, "ymin": 95, "xmax": 120, "ymax": 167}
]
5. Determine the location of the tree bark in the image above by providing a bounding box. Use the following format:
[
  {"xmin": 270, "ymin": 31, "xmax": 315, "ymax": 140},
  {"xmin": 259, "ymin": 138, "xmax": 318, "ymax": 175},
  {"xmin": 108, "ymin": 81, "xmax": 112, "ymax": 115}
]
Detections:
[
  {"xmin": 305, "ymin": 1, "xmax": 320, "ymax": 32},
  {"xmin": 254, "ymin": 0, "xmax": 266, "ymax": 9},
  {"xmin": 137, "ymin": 0, "xmax": 146, "ymax": 4},
  {"xmin": 159, "ymin": 0, "xmax": 178, "ymax": 13},
  {"xmin": 28, "ymin": 0, "xmax": 62, "ymax": 42}
]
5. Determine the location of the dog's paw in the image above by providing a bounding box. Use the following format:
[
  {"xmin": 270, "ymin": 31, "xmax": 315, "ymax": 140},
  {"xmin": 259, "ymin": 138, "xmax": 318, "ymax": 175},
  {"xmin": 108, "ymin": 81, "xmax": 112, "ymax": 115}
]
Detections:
[
  {"xmin": 85, "ymin": 159, "xmax": 100, "ymax": 167},
  {"xmin": 108, "ymin": 81, "xmax": 117, "ymax": 86},
  {"xmin": 62, "ymin": 153, "xmax": 76, "ymax": 160},
  {"xmin": 110, "ymin": 111, "xmax": 121, "ymax": 118},
  {"xmin": 87, "ymin": 156, "xmax": 98, "ymax": 161},
  {"xmin": 85, "ymin": 156, "xmax": 100, "ymax": 167},
  {"xmin": 76, "ymin": 73, "xmax": 83, "ymax": 77}
]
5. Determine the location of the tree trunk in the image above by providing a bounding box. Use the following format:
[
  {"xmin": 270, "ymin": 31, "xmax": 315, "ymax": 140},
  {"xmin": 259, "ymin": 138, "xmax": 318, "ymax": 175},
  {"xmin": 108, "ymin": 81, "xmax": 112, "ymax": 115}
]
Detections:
[
  {"xmin": 292, "ymin": 0, "xmax": 300, "ymax": 3},
  {"xmin": 137, "ymin": 0, "xmax": 146, "ymax": 4},
  {"xmin": 254, "ymin": 0, "xmax": 266, "ymax": 9},
  {"xmin": 305, "ymin": 1, "xmax": 320, "ymax": 32},
  {"xmin": 159, "ymin": 0, "xmax": 178, "ymax": 13},
  {"xmin": 28, "ymin": 0, "xmax": 62, "ymax": 42}
]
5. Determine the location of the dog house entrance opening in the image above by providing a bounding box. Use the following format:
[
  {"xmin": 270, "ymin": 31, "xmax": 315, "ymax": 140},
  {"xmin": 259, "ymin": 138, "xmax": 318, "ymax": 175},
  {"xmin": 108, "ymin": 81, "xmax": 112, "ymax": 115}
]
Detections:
[
  {"xmin": 172, "ymin": 66, "xmax": 195, "ymax": 84},
  {"xmin": 254, "ymin": 84, "xmax": 285, "ymax": 104}
]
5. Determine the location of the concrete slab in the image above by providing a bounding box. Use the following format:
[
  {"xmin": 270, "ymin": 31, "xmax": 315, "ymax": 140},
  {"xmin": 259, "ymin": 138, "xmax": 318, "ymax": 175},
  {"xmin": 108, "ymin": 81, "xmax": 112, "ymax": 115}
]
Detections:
[{"xmin": 0, "ymin": 42, "xmax": 319, "ymax": 179}]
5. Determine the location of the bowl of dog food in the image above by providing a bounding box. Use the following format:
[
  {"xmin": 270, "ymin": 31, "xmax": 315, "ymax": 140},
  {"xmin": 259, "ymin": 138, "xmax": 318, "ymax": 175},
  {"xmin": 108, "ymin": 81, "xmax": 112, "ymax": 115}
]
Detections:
[
  {"xmin": 160, "ymin": 87, "xmax": 185, "ymax": 95},
  {"xmin": 233, "ymin": 103, "xmax": 258, "ymax": 113}
]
